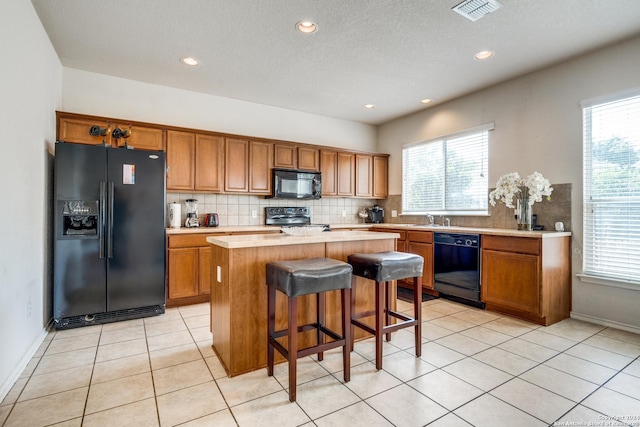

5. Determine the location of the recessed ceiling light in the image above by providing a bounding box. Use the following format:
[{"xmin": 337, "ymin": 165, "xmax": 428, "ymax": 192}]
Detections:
[
  {"xmin": 296, "ymin": 21, "xmax": 317, "ymax": 34},
  {"xmin": 363, "ymin": 104, "xmax": 376, "ymax": 109},
  {"xmin": 180, "ymin": 57, "xmax": 200, "ymax": 66},
  {"xmin": 420, "ymin": 98, "xmax": 432, "ymax": 104},
  {"xmin": 474, "ymin": 50, "xmax": 494, "ymax": 60}
]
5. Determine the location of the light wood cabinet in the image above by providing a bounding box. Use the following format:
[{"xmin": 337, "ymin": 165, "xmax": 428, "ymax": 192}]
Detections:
[
  {"xmin": 337, "ymin": 152, "xmax": 355, "ymax": 196},
  {"xmin": 355, "ymin": 154, "xmax": 373, "ymax": 198},
  {"xmin": 321, "ymin": 150, "xmax": 338, "ymax": 196},
  {"xmin": 274, "ymin": 144, "xmax": 320, "ymax": 171},
  {"xmin": 195, "ymin": 135, "xmax": 224, "ymax": 192},
  {"xmin": 373, "ymin": 155, "xmax": 388, "ymax": 198},
  {"xmin": 481, "ymin": 235, "xmax": 571, "ymax": 325},
  {"xmin": 166, "ymin": 130, "xmax": 196, "ymax": 190},
  {"xmin": 407, "ymin": 231, "xmax": 435, "ymax": 292},
  {"xmin": 224, "ymin": 139, "xmax": 272, "ymax": 194},
  {"xmin": 225, "ymin": 138, "xmax": 249, "ymax": 192},
  {"xmin": 249, "ymin": 140, "xmax": 273, "ymax": 194},
  {"xmin": 298, "ymin": 146, "xmax": 320, "ymax": 171},
  {"xmin": 166, "ymin": 234, "xmax": 216, "ymax": 307},
  {"xmin": 57, "ymin": 113, "xmax": 164, "ymax": 151}
]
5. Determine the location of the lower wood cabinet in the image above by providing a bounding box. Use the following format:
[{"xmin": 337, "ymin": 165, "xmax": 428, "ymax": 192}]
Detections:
[
  {"xmin": 481, "ymin": 234, "xmax": 571, "ymax": 326},
  {"xmin": 406, "ymin": 231, "xmax": 435, "ymax": 292},
  {"xmin": 167, "ymin": 234, "xmax": 213, "ymax": 307},
  {"xmin": 167, "ymin": 230, "xmax": 281, "ymax": 307}
]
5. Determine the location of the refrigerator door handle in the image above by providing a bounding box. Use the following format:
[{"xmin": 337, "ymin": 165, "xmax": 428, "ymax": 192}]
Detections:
[
  {"xmin": 99, "ymin": 181, "xmax": 106, "ymax": 259},
  {"xmin": 108, "ymin": 181, "xmax": 115, "ymax": 258}
]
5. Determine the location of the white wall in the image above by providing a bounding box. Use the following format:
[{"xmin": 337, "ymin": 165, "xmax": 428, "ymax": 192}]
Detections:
[
  {"xmin": 0, "ymin": 0, "xmax": 62, "ymax": 398},
  {"xmin": 62, "ymin": 68, "xmax": 378, "ymax": 152},
  {"xmin": 378, "ymin": 35, "xmax": 640, "ymax": 330}
]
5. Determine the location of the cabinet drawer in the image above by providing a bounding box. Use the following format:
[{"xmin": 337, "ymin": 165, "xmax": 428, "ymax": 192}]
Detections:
[
  {"xmin": 482, "ymin": 235, "xmax": 540, "ymax": 255},
  {"xmin": 407, "ymin": 231, "xmax": 433, "ymax": 243},
  {"xmin": 383, "ymin": 229, "xmax": 406, "ymax": 241},
  {"xmin": 168, "ymin": 233, "xmax": 219, "ymax": 248}
]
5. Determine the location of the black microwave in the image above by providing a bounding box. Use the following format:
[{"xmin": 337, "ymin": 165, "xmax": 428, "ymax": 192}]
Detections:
[{"xmin": 270, "ymin": 169, "xmax": 322, "ymax": 199}]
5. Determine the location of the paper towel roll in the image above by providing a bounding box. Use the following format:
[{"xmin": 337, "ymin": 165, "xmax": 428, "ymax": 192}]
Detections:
[{"xmin": 169, "ymin": 203, "xmax": 181, "ymax": 228}]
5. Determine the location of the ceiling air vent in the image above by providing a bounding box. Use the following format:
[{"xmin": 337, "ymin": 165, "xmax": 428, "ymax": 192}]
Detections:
[{"xmin": 452, "ymin": 0, "xmax": 503, "ymax": 22}]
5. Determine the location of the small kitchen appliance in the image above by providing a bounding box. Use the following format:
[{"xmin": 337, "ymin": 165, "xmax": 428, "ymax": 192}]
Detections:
[
  {"xmin": 366, "ymin": 205, "xmax": 384, "ymax": 223},
  {"xmin": 205, "ymin": 213, "xmax": 219, "ymax": 227},
  {"xmin": 184, "ymin": 199, "xmax": 199, "ymax": 228}
]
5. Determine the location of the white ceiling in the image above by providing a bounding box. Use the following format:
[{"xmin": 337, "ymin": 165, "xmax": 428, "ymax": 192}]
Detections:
[{"xmin": 32, "ymin": 0, "xmax": 640, "ymax": 125}]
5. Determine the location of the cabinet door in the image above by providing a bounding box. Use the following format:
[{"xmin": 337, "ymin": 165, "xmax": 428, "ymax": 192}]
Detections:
[
  {"xmin": 407, "ymin": 241, "xmax": 434, "ymax": 290},
  {"xmin": 199, "ymin": 246, "xmax": 211, "ymax": 295},
  {"xmin": 225, "ymin": 138, "xmax": 249, "ymax": 192},
  {"xmin": 373, "ymin": 155, "xmax": 388, "ymax": 199},
  {"xmin": 337, "ymin": 152, "xmax": 355, "ymax": 196},
  {"xmin": 355, "ymin": 154, "xmax": 373, "ymax": 198},
  {"xmin": 274, "ymin": 144, "xmax": 296, "ymax": 169},
  {"xmin": 481, "ymin": 249, "xmax": 540, "ymax": 315},
  {"xmin": 166, "ymin": 130, "xmax": 195, "ymax": 190},
  {"xmin": 195, "ymin": 134, "xmax": 224, "ymax": 191},
  {"xmin": 298, "ymin": 146, "xmax": 320, "ymax": 171},
  {"xmin": 113, "ymin": 124, "xmax": 164, "ymax": 151},
  {"xmin": 168, "ymin": 248, "xmax": 199, "ymax": 299},
  {"xmin": 57, "ymin": 116, "xmax": 109, "ymax": 146},
  {"xmin": 321, "ymin": 150, "xmax": 338, "ymax": 196},
  {"xmin": 249, "ymin": 141, "xmax": 273, "ymax": 193}
]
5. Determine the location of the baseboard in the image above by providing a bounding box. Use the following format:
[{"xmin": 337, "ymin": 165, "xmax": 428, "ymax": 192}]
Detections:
[
  {"xmin": 0, "ymin": 320, "xmax": 52, "ymax": 403},
  {"xmin": 570, "ymin": 311, "xmax": 640, "ymax": 335}
]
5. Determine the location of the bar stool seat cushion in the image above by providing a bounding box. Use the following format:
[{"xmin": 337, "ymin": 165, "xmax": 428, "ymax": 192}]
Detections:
[
  {"xmin": 266, "ymin": 257, "xmax": 352, "ymax": 298},
  {"xmin": 348, "ymin": 251, "xmax": 424, "ymax": 283}
]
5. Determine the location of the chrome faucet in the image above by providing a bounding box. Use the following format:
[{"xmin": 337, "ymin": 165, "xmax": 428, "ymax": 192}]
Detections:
[
  {"xmin": 427, "ymin": 214, "xmax": 434, "ymax": 225},
  {"xmin": 440, "ymin": 215, "xmax": 450, "ymax": 227}
]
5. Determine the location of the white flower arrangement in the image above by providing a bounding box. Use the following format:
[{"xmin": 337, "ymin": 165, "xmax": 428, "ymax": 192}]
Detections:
[{"xmin": 489, "ymin": 172, "xmax": 553, "ymax": 208}]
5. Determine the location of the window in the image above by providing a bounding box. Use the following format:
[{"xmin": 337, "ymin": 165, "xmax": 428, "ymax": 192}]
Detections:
[
  {"xmin": 402, "ymin": 124, "xmax": 492, "ymax": 215},
  {"xmin": 582, "ymin": 89, "xmax": 640, "ymax": 286}
]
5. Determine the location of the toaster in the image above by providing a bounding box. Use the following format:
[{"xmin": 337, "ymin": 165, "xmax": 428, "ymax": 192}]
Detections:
[{"xmin": 204, "ymin": 213, "xmax": 219, "ymax": 227}]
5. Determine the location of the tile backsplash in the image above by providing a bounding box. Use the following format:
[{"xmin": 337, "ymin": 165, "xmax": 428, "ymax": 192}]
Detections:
[
  {"xmin": 167, "ymin": 193, "xmax": 377, "ymax": 227},
  {"xmin": 377, "ymin": 183, "xmax": 572, "ymax": 232},
  {"xmin": 168, "ymin": 183, "xmax": 570, "ymax": 231}
]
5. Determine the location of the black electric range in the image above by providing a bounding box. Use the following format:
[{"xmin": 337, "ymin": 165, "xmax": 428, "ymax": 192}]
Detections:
[{"xmin": 264, "ymin": 207, "xmax": 330, "ymax": 231}]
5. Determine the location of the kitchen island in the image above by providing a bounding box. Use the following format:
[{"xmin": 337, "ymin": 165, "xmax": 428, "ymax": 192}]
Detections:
[{"xmin": 206, "ymin": 231, "xmax": 400, "ymax": 377}]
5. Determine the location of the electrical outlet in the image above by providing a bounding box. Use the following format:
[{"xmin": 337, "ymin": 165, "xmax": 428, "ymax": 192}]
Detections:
[
  {"xmin": 341, "ymin": 210, "xmax": 346, "ymax": 218},
  {"xmin": 391, "ymin": 210, "xmax": 398, "ymax": 218},
  {"xmin": 251, "ymin": 210, "xmax": 257, "ymax": 219}
]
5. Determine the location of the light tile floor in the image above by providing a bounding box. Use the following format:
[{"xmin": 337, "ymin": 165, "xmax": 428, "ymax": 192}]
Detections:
[{"xmin": 2, "ymin": 299, "xmax": 640, "ymax": 426}]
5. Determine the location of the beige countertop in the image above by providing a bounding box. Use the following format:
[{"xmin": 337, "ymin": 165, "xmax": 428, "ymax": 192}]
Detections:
[
  {"xmin": 206, "ymin": 230, "xmax": 400, "ymax": 249},
  {"xmin": 167, "ymin": 223, "xmax": 570, "ymax": 239}
]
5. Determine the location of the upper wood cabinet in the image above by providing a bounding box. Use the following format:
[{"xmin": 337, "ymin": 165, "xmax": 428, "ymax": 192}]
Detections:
[
  {"xmin": 249, "ymin": 140, "xmax": 273, "ymax": 194},
  {"xmin": 166, "ymin": 130, "xmax": 195, "ymax": 190},
  {"xmin": 225, "ymin": 138, "xmax": 249, "ymax": 192},
  {"xmin": 321, "ymin": 150, "xmax": 338, "ymax": 196},
  {"xmin": 355, "ymin": 154, "xmax": 373, "ymax": 198},
  {"xmin": 225, "ymin": 139, "xmax": 273, "ymax": 194},
  {"xmin": 337, "ymin": 152, "xmax": 355, "ymax": 196},
  {"xmin": 373, "ymin": 155, "xmax": 388, "ymax": 199},
  {"xmin": 57, "ymin": 112, "xmax": 164, "ymax": 151},
  {"xmin": 274, "ymin": 143, "xmax": 320, "ymax": 171},
  {"xmin": 298, "ymin": 146, "xmax": 320, "ymax": 171},
  {"xmin": 195, "ymin": 135, "xmax": 224, "ymax": 192}
]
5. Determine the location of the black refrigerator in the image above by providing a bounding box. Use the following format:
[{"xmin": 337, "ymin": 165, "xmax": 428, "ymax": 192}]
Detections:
[{"xmin": 54, "ymin": 142, "xmax": 166, "ymax": 329}]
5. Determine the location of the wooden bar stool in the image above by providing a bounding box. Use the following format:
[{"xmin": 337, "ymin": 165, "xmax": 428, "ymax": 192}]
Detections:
[
  {"xmin": 348, "ymin": 251, "xmax": 423, "ymax": 370},
  {"xmin": 266, "ymin": 257, "xmax": 352, "ymax": 402}
]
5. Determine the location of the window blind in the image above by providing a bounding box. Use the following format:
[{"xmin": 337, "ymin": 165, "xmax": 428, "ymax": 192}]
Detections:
[
  {"xmin": 402, "ymin": 124, "xmax": 491, "ymax": 215},
  {"xmin": 582, "ymin": 91, "xmax": 640, "ymax": 284}
]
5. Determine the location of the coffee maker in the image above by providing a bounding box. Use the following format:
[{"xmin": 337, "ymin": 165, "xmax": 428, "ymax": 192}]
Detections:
[
  {"xmin": 366, "ymin": 205, "xmax": 384, "ymax": 223},
  {"xmin": 184, "ymin": 199, "xmax": 199, "ymax": 228}
]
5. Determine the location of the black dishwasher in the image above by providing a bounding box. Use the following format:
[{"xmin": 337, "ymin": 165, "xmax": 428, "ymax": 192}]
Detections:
[{"xmin": 433, "ymin": 233, "xmax": 484, "ymax": 308}]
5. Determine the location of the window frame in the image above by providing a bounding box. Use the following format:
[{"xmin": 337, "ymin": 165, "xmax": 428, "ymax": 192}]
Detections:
[
  {"xmin": 579, "ymin": 87, "xmax": 640, "ymax": 289},
  {"xmin": 401, "ymin": 123, "xmax": 493, "ymax": 216}
]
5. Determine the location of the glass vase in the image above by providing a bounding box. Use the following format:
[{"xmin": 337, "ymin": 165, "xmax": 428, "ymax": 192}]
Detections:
[{"xmin": 516, "ymin": 199, "xmax": 532, "ymax": 231}]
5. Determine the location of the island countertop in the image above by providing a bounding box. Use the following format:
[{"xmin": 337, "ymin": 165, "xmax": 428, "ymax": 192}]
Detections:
[{"xmin": 206, "ymin": 230, "xmax": 401, "ymax": 249}]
